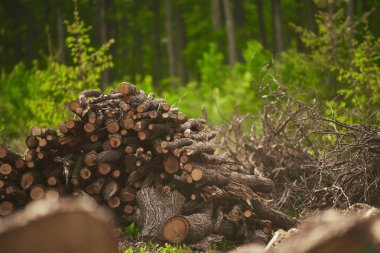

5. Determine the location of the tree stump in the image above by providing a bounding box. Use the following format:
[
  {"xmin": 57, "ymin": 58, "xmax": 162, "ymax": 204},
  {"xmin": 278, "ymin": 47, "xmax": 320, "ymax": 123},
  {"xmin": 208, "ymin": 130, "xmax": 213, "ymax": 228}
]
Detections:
[{"xmin": 136, "ymin": 187, "xmax": 186, "ymax": 241}]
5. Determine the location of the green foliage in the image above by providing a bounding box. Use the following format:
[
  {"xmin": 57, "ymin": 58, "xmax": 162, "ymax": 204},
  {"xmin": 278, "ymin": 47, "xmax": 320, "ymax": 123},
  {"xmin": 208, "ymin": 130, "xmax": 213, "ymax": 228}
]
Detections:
[
  {"xmin": 123, "ymin": 243, "xmax": 192, "ymax": 253},
  {"xmin": 123, "ymin": 222, "xmax": 140, "ymax": 239},
  {"xmin": 0, "ymin": 8, "xmax": 113, "ymax": 146},
  {"xmin": 218, "ymin": 239, "xmax": 229, "ymax": 251},
  {"xmin": 28, "ymin": 10, "xmax": 113, "ymax": 128},
  {"xmin": 0, "ymin": 63, "xmax": 35, "ymax": 145},
  {"xmin": 157, "ymin": 41, "xmax": 272, "ymax": 124},
  {"xmin": 337, "ymin": 27, "xmax": 380, "ymax": 115}
]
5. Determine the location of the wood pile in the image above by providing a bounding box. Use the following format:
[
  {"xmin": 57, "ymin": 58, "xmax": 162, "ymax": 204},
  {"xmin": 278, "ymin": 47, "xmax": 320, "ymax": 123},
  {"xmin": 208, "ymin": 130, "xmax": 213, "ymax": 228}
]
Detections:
[{"xmin": 0, "ymin": 82, "xmax": 295, "ymax": 245}]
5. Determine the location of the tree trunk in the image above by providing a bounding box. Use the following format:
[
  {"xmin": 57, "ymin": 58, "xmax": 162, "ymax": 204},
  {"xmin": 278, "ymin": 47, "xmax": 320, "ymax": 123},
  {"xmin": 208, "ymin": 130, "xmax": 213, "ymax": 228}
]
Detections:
[
  {"xmin": 306, "ymin": 0, "xmax": 315, "ymax": 32},
  {"xmin": 162, "ymin": 213, "xmax": 213, "ymax": 243},
  {"xmin": 26, "ymin": 7, "xmax": 36, "ymax": 67},
  {"xmin": 211, "ymin": 0, "xmax": 223, "ymax": 32},
  {"xmin": 136, "ymin": 187, "xmax": 186, "ymax": 241},
  {"xmin": 56, "ymin": 0, "xmax": 66, "ymax": 64},
  {"xmin": 347, "ymin": 0, "xmax": 355, "ymax": 52},
  {"xmin": 98, "ymin": 0, "xmax": 109, "ymax": 87},
  {"xmin": 222, "ymin": 0, "xmax": 237, "ymax": 68},
  {"xmin": 151, "ymin": 0, "xmax": 162, "ymax": 88},
  {"xmin": 256, "ymin": 0, "xmax": 268, "ymax": 48},
  {"xmin": 272, "ymin": 0, "xmax": 283, "ymax": 57},
  {"xmin": 165, "ymin": 0, "xmax": 176, "ymax": 86},
  {"xmin": 174, "ymin": 3, "xmax": 188, "ymax": 84},
  {"xmin": 234, "ymin": 0, "xmax": 245, "ymax": 28},
  {"xmin": 295, "ymin": 0, "xmax": 304, "ymax": 52}
]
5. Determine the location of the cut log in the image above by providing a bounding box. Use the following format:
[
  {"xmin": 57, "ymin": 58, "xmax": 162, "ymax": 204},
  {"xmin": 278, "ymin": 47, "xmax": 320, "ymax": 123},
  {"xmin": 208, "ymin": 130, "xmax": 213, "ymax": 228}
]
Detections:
[
  {"xmin": 119, "ymin": 188, "xmax": 136, "ymax": 202},
  {"xmin": 0, "ymin": 201, "xmax": 13, "ymax": 216},
  {"xmin": 109, "ymin": 134, "xmax": 122, "ymax": 148},
  {"xmin": 162, "ymin": 213, "xmax": 213, "ymax": 243},
  {"xmin": 25, "ymin": 136, "xmax": 39, "ymax": 149},
  {"xmin": 0, "ymin": 164, "xmax": 12, "ymax": 176},
  {"xmin": 0, "ymin": 147, "xmax": 20, "ymax": 162},
  {"xmin": 20, "ymin": 171, "xmax": 41, "ymax": 190},
  {"xmin": 136, "ymin": 187, "xmax": 186, "ymax": 241},
  {"xmin": 164, "ymin": 153, "xmax": 180, "ymax": 174},
  {"xmin": 225, "ymin": 182, "xmax": 295, "ymax": 229},
  {"xmin": 30, "ymin": 185, "xmax": 45, "ymax": 200},
  {"xmin": 45, "ymin": 188, "xmax": 60, "ymax": 200},
  {"xmin": 106, "ymin": 120, "xmax": 120, "ymax": 134},
  {"xmin": 118, "ymin": 82, "xmax": 139, "ymax": 95},
  {"xmin": 191, "ymin": 166, "xmax": 274, "ymax": 193},
  {"xmin": 161, "ymin": 138, "xmax": 194, "ymax": 150},
  {"xmin": 79, "ymin": 89, "xmax": 101, "ymax": 107},
  {"xmin": 80, "ymin": 167, "xmax": 92, "ymax": 180},
  {"xmin": 98, "ymin": 163, "xmax": 112, "ymax": 175},
  {"xmin": 102, "ymin": 180, "xmax": 118, "ymax": 200},
  {"xmin": 108, "ymin": 196, "xmax": 121, "ymax": 209},
  {"xmin": 97, "ymin": 150, "xmax": 124, "ymax": 164},
  {"xmin": 175, "ymin": 142, "xmax": 215, "ymax": 156}
]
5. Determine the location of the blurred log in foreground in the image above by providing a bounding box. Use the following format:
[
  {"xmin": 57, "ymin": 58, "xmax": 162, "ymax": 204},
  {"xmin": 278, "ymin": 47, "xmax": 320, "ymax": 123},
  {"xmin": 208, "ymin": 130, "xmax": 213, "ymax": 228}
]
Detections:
[
  {"xmin": 0, "ymin": 197, "xmax": 118, "ymax": 253},
  {"xmin": 230, "ymin": 209, "xmax": 380, "ymax": 253}
]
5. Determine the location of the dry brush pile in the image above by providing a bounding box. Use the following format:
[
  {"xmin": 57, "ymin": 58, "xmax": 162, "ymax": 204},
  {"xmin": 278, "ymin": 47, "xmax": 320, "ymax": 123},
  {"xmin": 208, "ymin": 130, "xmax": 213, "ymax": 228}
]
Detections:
[
  {"xmin": 220, "ymin": 88, "xmax": 380, "ymax": 218},
  {"xmin": 0, "ymin": 82, "xmax": 296, "ymax": 249}
]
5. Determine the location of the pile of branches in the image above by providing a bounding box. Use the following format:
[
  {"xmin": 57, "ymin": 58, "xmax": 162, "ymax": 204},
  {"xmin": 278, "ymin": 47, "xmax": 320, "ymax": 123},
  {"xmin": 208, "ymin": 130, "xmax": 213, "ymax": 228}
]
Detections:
[
  {"xmin": 220, "ymin": 88, "xmax": 380, "ymax": 216},
  {"xmin": 0, "ymin": 82, "xmax": 295, "ymax": 247}
]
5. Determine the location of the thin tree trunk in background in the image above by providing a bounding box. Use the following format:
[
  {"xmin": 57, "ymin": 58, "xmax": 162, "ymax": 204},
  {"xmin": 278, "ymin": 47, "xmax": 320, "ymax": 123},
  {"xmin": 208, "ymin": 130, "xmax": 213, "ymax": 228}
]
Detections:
[
  {"xmin": 56, "ymin": 0, "xmax": 66, "ymax": 64},
  {"xmin": 109, "ymin": 0, "xmax": 118, "ymax": 82},
  {"xmin": 327, "ymin": 2, "xmax": 336, "ymax": 65},
  {"xmin": 165, "ymin": 0, "xmax": 176, "ymax": 86},
  {"xmin": 131, "ymin": 1, "xmax": 144, "ymax": 82},
  {"xmin": 211, "ymin": 0, "xmax": 223, "ymax": 49},
  {"xmin": 26, "ymin": 7, "xmax": 36, "ymax": 67},
  {"xmin": 222, "ymin": 0, "xmax": 237, "ymax": 68},
  {"xmin": 152, "ymin": 0, "xmax": 162, "ymax": 88},
  {"xmin": 272, "ymin": 0, "xmax": 283, "ymax": 57},
  {"xmin": 234, "ymin": 0, "xmax": 244, "ymax": 61},
  {"xmin": 256, "ymin": 0, "xmax": 267, "ymax": 48},
  {"xmin": 306, "ymin": 0, "xmax": 315, "ymax": 32},
  {"xmin": 295, "ymin": 0, "xmax": 304, "ymax": 52},
  {"xmin": 234, "ymin": 0, "xmax": 245, "ymax": 28},
  {"xmin": 211, "ymin": 0, "xmax": 223, "ymax": 31},
  {"xmin": 175, "ymin": 5, "xmax": 188, "ymax": 84},
  {"xmin": 347, "ymin": 0, "xmax": 354, "ymax": 52},
  {"xmin": 99, "ymin": 0, "xmax": 109, "ymax": 87}
]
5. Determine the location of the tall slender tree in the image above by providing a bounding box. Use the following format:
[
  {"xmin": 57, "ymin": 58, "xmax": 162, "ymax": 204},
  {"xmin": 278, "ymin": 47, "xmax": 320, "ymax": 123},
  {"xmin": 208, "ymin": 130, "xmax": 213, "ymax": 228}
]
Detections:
[
  {"xmin": 211, "ymin": 0, "xmax": 223, "ymax": 31},
  {"xmin": 175, "ymin": 3, "xmax": 188, "ymax": 84},
  {"xmin": 165, "ymin": 0, "xmax": 176, "ymax": 85},
  {"xmin": 272, "ymin": 0, "xmax": 283, "ymax": 56},
  {"xmin": 98, "ymin": 0, "xmax": 109, "ymax": 87},
  {"xmin": 151, "ymin": 0, "xmax": 162, "ymax": 88},
  {"xmin": 234, "ymin": 0, "xmax": 245, "ymax": 27},
  {"xmin": 295, "ymin": 0, "xmax": 305, "ymax": 52},
  {"xmin": 347, "ymin": 0, "xmax": 355, "ymax": 51},
  {"xmin": 257, "ymin": 0, "xmax": 268, "ymax": 48},
  {"xmin": 222, "ymin": 0, "xmax": 237, "ymax": 68},
  {"xmin": 56, "ymin": 0, "xmax": 65, "ymax": 64},
  {"xmin": 306, "ymin": 0, "xmax": 315, "ymax": 32}
]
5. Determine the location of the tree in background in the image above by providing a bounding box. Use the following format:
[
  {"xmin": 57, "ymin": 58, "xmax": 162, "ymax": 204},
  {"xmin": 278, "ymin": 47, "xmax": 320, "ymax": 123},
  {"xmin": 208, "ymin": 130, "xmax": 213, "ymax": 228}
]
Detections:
[{"xmin": 0, "ymin": 1, "xmax": 114, "ymax": 145}]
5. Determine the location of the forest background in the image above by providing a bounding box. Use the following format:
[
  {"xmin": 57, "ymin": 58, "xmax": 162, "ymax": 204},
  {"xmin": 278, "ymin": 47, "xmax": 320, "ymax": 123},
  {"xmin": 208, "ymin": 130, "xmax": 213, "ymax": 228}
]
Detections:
[{"xmin": 1, "ymin": 0, "xmax": 380, "ymax": 150}]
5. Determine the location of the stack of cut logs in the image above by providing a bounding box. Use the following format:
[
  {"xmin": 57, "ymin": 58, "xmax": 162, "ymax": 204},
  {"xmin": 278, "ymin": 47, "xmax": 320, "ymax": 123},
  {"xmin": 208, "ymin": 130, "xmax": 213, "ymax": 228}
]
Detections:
[{"xmin": 0, "ymin": 82, "xmax": 295, "ymax": 245}]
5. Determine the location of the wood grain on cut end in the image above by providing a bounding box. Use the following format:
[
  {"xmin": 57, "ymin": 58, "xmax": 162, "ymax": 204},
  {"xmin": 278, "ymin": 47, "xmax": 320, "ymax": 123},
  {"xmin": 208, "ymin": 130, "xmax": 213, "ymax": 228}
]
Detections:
[
  {"xmin": 162, "ymin": 216, "xmax": 189, "ymax": 243},
  {"xmin": 0, "ymin": 164, "xmax": 12, "ymax": 175},
  {"xmin": 164, "ymin": 153, "xmax": 179, "ymax": 174},
  {"xmin": 191, "ymin": 167, "xmax": 203, "ymax": 181},
  {"xmin": 30, "ymin": 185, "xmax": 45, "ymax": 200},
  {"xmin": 0, "ymin": 201, "xmax": 13, "ymax": 216}
]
